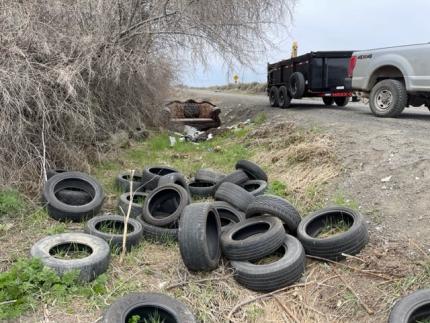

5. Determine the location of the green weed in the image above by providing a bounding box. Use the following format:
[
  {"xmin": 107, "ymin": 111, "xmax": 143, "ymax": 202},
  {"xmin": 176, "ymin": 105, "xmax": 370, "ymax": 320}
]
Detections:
[
  {"xmin": 49, "ymin": 242, "xmax": 93, "ymax": 260},
  {"xmin": 333, "ymin": 192, "xmax": 359, "ymax": 210},
  {"xmin": 245, "ymin": 304, "xmax": 264, "ymax": 322},
  {"xmin": 268, "ymin": 180, "xmax": 287, "ymax": 197},
  {"xmin": 45, "ymin": 223, "xmax": 67, "ymax": 235},
  {"xmin": 317, "ymin": 218, "xmax": 351, "ymax": 238},
  {"xmin": 0, "ymin": 189, "xmax": 23, "ymax": 215},
  {"xmin": 96, "ymin": 220, "xmax": 133, "ymax": 235},
  {"xmin": 253, "ymin": 112, "xmax": 267, "ymax": 125},
  {"xmin": 0, "ymin": 258, "xmax": 107, "ymax": 319}
]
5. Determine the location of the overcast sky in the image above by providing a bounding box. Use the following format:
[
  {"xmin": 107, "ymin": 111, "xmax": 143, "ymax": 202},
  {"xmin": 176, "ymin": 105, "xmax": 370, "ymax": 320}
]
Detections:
[{"xmin": 183, "ymin": 0, "xmax": 430, "ymax": 86}]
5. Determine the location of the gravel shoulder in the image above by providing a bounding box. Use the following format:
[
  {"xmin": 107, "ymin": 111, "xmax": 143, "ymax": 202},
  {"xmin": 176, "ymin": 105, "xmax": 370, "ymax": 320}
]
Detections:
[{"xmin": 185, "ymin": 89, "xmax": 430, "ymax": 245}]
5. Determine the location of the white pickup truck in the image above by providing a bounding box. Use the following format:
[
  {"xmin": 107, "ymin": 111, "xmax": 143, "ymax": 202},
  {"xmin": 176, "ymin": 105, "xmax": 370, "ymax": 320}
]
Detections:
[{"xmin": 348, "ymin": 43, "xmax": 430, "ymax": 117}]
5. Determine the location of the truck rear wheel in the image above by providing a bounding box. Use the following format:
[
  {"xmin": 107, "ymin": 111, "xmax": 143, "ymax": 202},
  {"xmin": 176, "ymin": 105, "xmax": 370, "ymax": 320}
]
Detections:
[
  {"xmin": 269, "ymin": 87, "xmax": 280, "ymax": 107},
  {"xmin": 322, "ymin": 97, "xmax": 334, "ymax": 106},
  {"xmin": 278, "ymin": 86, "xmax": 291, "ymax": 109},
  {"xmin": 334, "ymin": 97, "xmax": 350, "ymax": 107},
  {"xmin": 370, "ymin": 79, "xmax": 407, "ymax": 117}
]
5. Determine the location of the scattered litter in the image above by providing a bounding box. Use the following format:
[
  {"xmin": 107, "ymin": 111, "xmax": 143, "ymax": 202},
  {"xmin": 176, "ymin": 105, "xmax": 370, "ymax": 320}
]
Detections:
[
  {"xmin": 227, "ymin": 119, "xmax": 252, "ymax": 131},
  {"xmin": 169, "ymin": 136, "xmax": 177, "ymax": 147},
  {"xmin": 381, "ymin": 176, "xmax": 392, "ymax": 183}
]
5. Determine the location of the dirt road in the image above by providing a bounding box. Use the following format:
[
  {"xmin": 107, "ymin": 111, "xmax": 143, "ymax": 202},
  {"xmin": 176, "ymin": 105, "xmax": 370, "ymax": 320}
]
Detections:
[{"xmin": 187, "ymin": 89, "xmax": 430, "ymax": 245}]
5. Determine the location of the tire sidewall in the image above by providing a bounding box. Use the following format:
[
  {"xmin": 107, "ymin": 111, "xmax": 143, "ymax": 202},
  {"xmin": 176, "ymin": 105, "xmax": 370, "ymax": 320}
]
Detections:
[
  {"xmin": 85, "ymin": 214, "xmax": 143, "ymax": 249},
  {"xmin": 30, "ymin": 233, "xmax": 110, "ymax": 282},
  {"xmin": 143, "ymin": 184, "xmax": 189, "ymax": 226},
  {"xmin": 370, "ymin": 80, "xmax": 407, "ymax": 117},
  {"xmin": 44, "ymin": 172, "xmax": 104, "ymax": 221},
  {"xmin": 297, "ymin": 206, "xmax": 368, "ymax": 257}
]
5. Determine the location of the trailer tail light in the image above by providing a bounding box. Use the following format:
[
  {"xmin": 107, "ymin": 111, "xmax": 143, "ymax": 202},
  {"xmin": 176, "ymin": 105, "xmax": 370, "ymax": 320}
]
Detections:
[{"xmin": 348, "ymin": 56, "xmax": 357, "ymax": 78}]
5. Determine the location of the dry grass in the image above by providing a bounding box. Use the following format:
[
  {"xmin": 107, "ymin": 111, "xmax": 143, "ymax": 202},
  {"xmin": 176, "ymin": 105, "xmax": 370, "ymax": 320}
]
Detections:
[
  {"xmin": 14, "ymin": 234, "xmax": 430, "ymax": 323},
  {"xmin": 250, "ymin": 122, "xmax": 339, "ymax": 212},
  {"xmin": 204, "ymin": 82, "xmax": 268, "ymax": 94},
  {"xmin": 2, "ymin": 122, "xmax": 430, "ymax": 322}
]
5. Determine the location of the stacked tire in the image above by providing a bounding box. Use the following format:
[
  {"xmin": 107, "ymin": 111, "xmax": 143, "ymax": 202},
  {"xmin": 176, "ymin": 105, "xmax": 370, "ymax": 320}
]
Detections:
[
  {"xmin": 219, "ymin": 190, "xmax": 306, "ymax": 292},
  {"xmin": 37, "ymin": 170, "xmax": 111, "ymax": 281},
  {"xmin": 37, "ymin": 161, "xmax": 371, "ymax": 303},
  {"xmin": 138, "ymin": 182, "xmax": 190, "ymax": 243},
  {"xmin": 42, "ymin": 171, "xmax": 105, "ymax": 222}
]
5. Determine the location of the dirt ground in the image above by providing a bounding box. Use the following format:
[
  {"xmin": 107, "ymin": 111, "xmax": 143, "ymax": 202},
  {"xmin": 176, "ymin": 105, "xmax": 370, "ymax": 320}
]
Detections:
[{"xmin": 186, "ymin": 89, "xmax": 430, "ymax": 246}]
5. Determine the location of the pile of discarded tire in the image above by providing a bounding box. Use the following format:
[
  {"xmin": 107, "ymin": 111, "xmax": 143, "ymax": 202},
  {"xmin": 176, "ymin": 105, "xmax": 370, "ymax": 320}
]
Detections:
[
  {"xmin": 35, "ymin": 160, "xmax": 373, "ymax": 321},
  {"xmin": 175, "ymin": 161, "xmax": 370, "ymax": 293}
]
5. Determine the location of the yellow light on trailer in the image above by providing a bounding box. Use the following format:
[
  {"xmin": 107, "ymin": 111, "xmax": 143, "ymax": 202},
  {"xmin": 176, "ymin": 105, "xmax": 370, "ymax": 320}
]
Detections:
[{"xmin": 291, "ymin": 41, "xmax": 298, "ymax": 58}]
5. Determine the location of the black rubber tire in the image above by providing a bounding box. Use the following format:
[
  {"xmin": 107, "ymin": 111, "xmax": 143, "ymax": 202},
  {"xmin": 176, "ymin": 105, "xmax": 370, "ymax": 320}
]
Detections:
[
  {"xmin": 297, "ymin": 206, "xmax": 369, "ymax": 260},
  {"xmin": 30, "ymin": 233, "xmax": 110, "ymax": 282},
  {"xmin": 221, "ymin": 216, "xmax": 285, "ymax": 261},
  {"xmin": 178, "ymin": 203, "xmax": 221, "ymax": 271},
  {"xmin": 115, "ymin": 171, "xmax": 145, "ymax": 193},
  {"xmin": 278, "ymin": 86, "xmax": 292, "ymax": 109},
  {"xmin": 369, "ymin": 79, "xmax": 407, "ymax": 117},
  {"xmin": 158, "ymin": 172, "xmax": 191, "ymax": 199},
  {"xmin": 216, "ymin": 169, "xmax": 249, "ymax": 191},
  {"xmin": 242, "ymin": 180, "xmax": 267, "ymax": 196},
  {"xmin": 141, "ymin": 166, "xmax": 179, "ymax": 190},
  {"xmin": 84, "ymin": 214, "xmax": 143, "ymax": 251},
  {"xmin": 389, "ymin": 289, "xmax": 430, "ymax": 323},
  {"xmin": 137, "ymin": 216, "xmax": 178, "ymax": 243},
  {"xmin": 46, "ymin": 169, "xmax": 68, "ymax": 180},
  {"xmin": 235, "ymin": 160, "xmax": 268, "ymax": 182},
  {"xmin": 289, "ymin": 72, "xmax": 306, "ymax": 99},
  {"xmin": 211, "ymin": 201, "xmax": 246, "ymax": 233},
  {"xmin": 334, "ymin": 97, "xmax": 350, "ymax": 107},
  {"xmin": 102, "ymin": 292, "xmax": 196, "ymax": 323},
  {"xmin": 214, "ymin": 182, "xmax": 255, "ymax": 212},
  {"xmin": 246, "ymin": 195, "xmax": 301, "ymax": 234},
  {"xmin": 231, "ymin": 234, "xmax": 305, "ymax": 292},
  {"xmin": 117, "ymin": 192, "xmax": 147, "ymax": 218},
  {"xmin": 56, "ymin": 189, "xmax": 93, "ymax": 206},
  {"xmin": 269, "ymin": 86, "xmax": 280, "ymax": 107},
  {"xmin": 322, "ymin": 97, "xmax": 334, "ymax": 106},
  {"xmin": 44, "ymin": 171, "xmax": 105, "ymax": 222},
  {"xmin": 142, "ymin": 184, "xmax": 189, "ymax": 227},
  {"xmin": 189, "ymin": 180, "xmax": 217, "ymax": 198},
  {"xmin": 195, "ymin": 168, "xmax": 226, "ymax": 184}
]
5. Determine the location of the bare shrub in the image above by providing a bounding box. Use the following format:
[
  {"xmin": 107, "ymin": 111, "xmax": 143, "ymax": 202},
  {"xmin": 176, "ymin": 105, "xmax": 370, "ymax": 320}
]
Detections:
[{"xmin": 0, "ymin": 0, "xmax": 295, "ymax": 191}]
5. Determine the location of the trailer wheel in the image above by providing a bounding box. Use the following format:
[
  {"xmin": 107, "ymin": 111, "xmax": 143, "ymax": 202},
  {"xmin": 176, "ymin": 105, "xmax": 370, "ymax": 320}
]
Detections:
[
  {"xmin": 322, "ymin": 97, "xmax": 334, "ymax": 106},
  {"xmin": 369, "ymin": 79, "xmax": 407, "ymax": 117},
  {"xmin": 278, "ymin": 86, "xmax": 291, "ymax": 109},
  {"xmin": 334, "ymin": 97, "xmax": 350, "ymax": 107},
  {"xmin": 289, "ymin": 72, "xmax": 306, "ymax": 99},
  {"xmin": 269, "ymin": 87, "xmax": 279, "ymax": 107}
]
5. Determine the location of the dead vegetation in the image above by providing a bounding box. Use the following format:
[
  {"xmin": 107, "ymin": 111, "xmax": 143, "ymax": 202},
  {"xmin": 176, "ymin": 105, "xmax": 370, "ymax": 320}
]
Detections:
[
  {"xmin": 0, "ymin": 0, "xmax": 295, "ymax": 192},
  {"xmin": 2, "ymin": 120, "xmax": 430, "ymax": 322},
  {"xmin": 249, "ymin": 122, "xmax": 339, "ymax": 211},
  {"xmin": 206, "ymin": 82, "xmax": 268, "ymax": 94}
]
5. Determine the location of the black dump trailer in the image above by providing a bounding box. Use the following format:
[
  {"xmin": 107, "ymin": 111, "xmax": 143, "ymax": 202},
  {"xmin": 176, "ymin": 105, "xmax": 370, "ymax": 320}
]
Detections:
[{"xmin": 267, "ymin": 51, "xmax": 355, "ymax": 108}]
